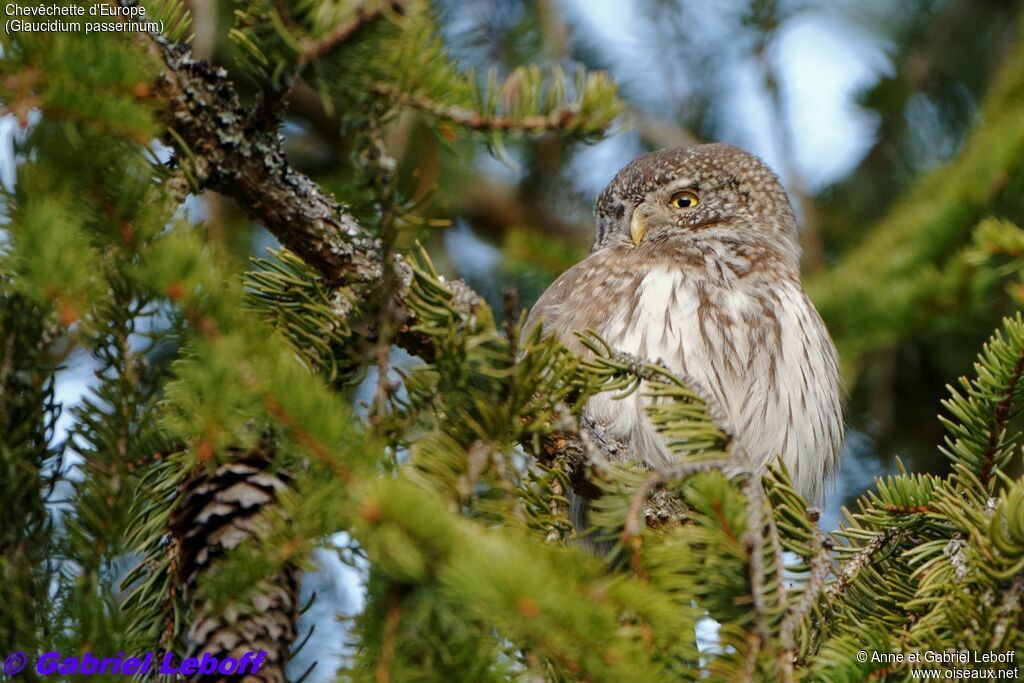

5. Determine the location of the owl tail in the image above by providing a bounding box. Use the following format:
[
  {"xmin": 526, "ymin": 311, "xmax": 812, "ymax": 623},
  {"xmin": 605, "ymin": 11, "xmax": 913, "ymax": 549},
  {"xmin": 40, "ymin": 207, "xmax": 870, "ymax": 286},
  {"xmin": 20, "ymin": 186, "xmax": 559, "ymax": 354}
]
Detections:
[{"xmin": 569, "ymin": 490, "xmax": 620, "ymax": 558}]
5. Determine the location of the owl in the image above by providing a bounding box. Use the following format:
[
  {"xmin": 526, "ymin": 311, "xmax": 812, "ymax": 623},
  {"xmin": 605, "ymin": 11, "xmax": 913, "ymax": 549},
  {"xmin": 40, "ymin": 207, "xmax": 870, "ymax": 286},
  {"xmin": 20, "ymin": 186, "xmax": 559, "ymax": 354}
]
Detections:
[{"xmin": 526, "ymin": 144, "xmax": 843, "ymax": 506}]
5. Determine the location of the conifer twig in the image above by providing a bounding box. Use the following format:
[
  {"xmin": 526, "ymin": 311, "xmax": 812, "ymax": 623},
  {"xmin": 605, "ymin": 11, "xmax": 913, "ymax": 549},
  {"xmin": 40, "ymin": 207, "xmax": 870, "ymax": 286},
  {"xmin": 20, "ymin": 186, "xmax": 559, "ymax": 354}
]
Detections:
[
  {"xmin": 371, "ymin": 82, "xmax": 592, "ymax": 135},
  {"xmin": 741, "ymin": 478, "xmax": 772, "ymax": 644},
  {"xmin": 363, "ymin": 111, "xmax": 401, "ymax": 432},
  {"xmin": 979, "ymin": 348, "xmax": 1024, "ymax": 488},
  {"xmin": 620, "ymin": 458, "xmax": 735, "ymax": 576},
  {"xmin": 622, "ymin": 458, "xmax": 736, "ymax": 541},
  {"xmin": 298, "ymin": 0, "xmax": 409, "ymax": 65},
  {"xmin": 779, "ymin": 509, "xmax": 832, "ymax": 666},
  {"xmin": 826, "ymin": 527, "xmax": 901, "ymax": 607},
  {"xmin": 536, "ymin": 410, "xmax": 627, "ymax": 500},
  {"xmin": 544, "ymin": 477, "xmax": 565, "ymax": 544},
  {"xmin": 375, "ymin": 584, "xmax": 405, "ymax": 683}
]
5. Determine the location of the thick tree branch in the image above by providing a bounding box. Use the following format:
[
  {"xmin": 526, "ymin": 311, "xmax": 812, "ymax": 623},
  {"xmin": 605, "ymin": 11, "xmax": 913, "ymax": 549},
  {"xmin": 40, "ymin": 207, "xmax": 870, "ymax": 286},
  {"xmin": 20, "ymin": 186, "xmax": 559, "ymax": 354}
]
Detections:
[
  {"xmin": 131, "ymin": 26, "xmax": 481, "ymax": 360},
  {"xmin": 154, "ymin": 42, "xmax": 382, "ymax": 290}
]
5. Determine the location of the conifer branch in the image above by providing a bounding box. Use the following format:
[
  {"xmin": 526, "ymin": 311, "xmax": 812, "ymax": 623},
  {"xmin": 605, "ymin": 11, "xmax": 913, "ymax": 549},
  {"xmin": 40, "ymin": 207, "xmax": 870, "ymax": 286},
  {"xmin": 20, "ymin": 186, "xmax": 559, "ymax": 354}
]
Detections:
[
  {"xmin": 622, "ymin": 458, "xmax": 736, "ymax": 540},
  {"xmin": 780, "ymin": 512, "xmax": 832, "ymax": 651},
  {"xmin": 537, "ymin": 411, "xmax": 628, "ymax": 500},
  {"xmin": 741, "ymin": 478, "xmax": 773, "ymax": 645},
  {"xmin": 940, "ymin": 312, "xmax": 1024, "ymax": 491},
  {"xmin": 362, "ymin": 112, "xmax": 402, "ymax": 431},
  {"xmin": 375, "ymin": 584, "xmax": 405, "ymax": 683},
  {"xmin": 298, "ymin": 0, "xmax": 409, "ymax": 65},
  {"xmin": 809, "ymin": 28, "xmax": 1024, "ymax": 357},
  {"xmin": 371, "ymin": 81, "xmax": 598, "ymax": 135},
  {"xmin": 826, "ymin": 527, "xmax": 901, "ymax": 607},
  {"xmin": 0, "ymin": 290, "xmax": 63, "ymax": 655},
  {"xmin": 979, "ymin": 348, "xmax": 1024, "ymax": 487}
]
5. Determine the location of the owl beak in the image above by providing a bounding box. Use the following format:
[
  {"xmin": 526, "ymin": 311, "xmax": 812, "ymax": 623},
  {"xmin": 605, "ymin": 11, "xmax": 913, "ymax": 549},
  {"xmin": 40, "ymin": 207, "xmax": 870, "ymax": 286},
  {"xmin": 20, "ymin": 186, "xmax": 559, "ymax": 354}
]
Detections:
[{"xmin": 630, "ymin": 210, "xmax": 647, "ymax": 246}]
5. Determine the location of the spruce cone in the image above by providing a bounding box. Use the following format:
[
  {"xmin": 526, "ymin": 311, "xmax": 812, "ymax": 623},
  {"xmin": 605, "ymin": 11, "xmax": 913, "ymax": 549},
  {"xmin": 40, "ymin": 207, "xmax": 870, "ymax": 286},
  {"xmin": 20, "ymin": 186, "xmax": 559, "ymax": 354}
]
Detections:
[{"xmin": 170, "ymin": 436, "xmax": 299, "ymax": 683}]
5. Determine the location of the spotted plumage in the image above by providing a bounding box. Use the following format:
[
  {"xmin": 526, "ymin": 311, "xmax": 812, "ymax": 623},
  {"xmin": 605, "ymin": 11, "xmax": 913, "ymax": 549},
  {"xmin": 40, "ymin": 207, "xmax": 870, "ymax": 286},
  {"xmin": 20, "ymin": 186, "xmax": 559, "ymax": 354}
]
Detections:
[{"xmin": 526, "ymin": 144, "xmax": 843, "ymax": 504}]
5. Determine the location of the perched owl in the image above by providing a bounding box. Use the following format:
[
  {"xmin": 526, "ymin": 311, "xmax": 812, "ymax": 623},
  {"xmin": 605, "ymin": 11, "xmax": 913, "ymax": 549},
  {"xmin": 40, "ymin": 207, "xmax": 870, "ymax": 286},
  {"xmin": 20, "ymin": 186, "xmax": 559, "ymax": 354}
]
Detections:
[{"xmin": 526, "ymin": 144, "xmax": 843, "ymax": 505}]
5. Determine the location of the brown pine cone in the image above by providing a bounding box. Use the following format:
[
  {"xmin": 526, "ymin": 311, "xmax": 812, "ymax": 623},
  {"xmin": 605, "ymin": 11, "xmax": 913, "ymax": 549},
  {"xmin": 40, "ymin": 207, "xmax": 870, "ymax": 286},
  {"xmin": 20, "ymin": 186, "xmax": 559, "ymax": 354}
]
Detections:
[{"xmin": 170, "ymin": 435, "xmax": 299, "ymax": 683}]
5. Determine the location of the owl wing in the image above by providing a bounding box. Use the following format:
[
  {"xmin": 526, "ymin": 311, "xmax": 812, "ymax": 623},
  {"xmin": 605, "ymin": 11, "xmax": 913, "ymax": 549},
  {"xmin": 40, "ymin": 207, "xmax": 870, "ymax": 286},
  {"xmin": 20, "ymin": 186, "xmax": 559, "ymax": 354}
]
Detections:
[
  {"xmin": 523, "ymin": 253, "xmax": 644, "ymax": 537},
  {"xmin": 522, "ymin": 252, "xmax": 615, "ymax": 353}
]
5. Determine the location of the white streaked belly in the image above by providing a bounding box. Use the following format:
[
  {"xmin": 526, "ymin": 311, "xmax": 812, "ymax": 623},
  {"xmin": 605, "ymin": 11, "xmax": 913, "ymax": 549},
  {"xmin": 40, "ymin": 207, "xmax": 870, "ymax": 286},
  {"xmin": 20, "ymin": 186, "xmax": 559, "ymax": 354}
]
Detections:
[{"xmin": 585, "ymin": 267, "xmax": 841, "ymax": 503}]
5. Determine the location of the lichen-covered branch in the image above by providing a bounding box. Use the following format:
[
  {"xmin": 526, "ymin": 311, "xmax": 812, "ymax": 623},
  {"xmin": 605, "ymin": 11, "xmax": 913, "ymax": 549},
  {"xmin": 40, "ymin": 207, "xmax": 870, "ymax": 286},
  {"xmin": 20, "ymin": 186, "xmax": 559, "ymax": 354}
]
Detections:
[
  {"xmin": 127, "ymin": 22, "xmax": 481, "ymax": 360},
  {"xmin": 150, "ymin": 40, "xmax": 382, "ymax": 290}
]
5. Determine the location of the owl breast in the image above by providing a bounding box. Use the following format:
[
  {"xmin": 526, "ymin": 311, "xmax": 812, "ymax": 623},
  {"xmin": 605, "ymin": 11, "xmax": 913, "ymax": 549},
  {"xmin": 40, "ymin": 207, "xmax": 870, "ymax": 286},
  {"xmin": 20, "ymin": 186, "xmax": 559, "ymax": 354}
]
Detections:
[{"xmin": 584, "ymin": 263, "xmax": 843, "ymax": 504}]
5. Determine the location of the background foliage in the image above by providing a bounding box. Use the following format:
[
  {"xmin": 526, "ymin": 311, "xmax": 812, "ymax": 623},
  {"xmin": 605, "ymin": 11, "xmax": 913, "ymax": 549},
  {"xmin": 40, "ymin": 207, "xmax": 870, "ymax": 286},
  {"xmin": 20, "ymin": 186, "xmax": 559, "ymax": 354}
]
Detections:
[{"xmin": 2, "ymin": 0, "xmax": 1024, "ymax": 681}]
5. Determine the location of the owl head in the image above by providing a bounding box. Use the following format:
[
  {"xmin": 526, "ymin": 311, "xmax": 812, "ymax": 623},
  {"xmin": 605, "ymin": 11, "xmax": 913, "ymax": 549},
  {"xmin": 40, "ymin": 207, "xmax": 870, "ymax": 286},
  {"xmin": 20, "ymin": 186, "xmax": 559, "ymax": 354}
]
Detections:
[{"xmin": 593, "ymin": 144, "xmax": 801, "ymax": 265}]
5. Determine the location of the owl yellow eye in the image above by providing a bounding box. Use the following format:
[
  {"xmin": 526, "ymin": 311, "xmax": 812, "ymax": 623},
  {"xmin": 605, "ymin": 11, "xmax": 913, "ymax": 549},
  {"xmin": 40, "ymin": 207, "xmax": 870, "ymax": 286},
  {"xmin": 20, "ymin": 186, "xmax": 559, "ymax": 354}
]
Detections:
[{"xmin": 669, "ymin": 190, "xmax": 699, "ymax": 209}]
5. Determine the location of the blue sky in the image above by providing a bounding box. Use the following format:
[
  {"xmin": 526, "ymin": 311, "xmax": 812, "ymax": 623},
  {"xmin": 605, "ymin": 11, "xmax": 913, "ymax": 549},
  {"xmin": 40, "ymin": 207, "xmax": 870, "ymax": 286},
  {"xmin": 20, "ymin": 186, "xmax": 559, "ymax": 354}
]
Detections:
[{"xmin": 563, "ymin": 0, "xmax": 894, "ymax": 195}]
